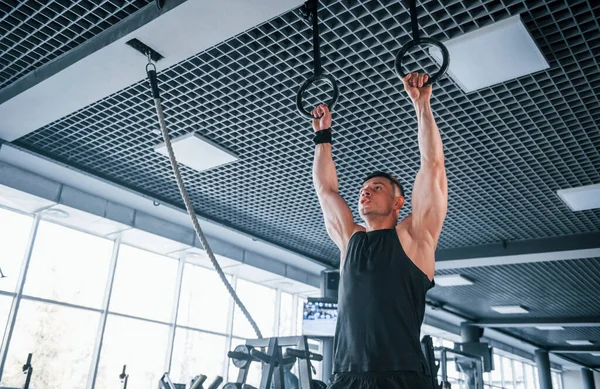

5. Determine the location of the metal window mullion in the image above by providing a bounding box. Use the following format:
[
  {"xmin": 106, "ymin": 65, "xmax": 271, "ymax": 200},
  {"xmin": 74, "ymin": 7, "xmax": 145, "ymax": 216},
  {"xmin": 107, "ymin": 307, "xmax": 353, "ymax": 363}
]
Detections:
[
  {"xmin": 223, "ymin": 275, "xmax": 237, "ymax": 383},
  {"xmin": 274, "ymin": 288, "xmax": 281, "ymax": 336},
  {"xmin": 164, "ymin": 256, "xmax": 185, "ymax": 373},
  {"xmin": 87, "ymin": 235, "xmax": 122, "ymax": 389},
  {"xmin": 0, "ymin": 215, "xmax": 40, "ymax": 381},
  {"xmin": 291, "ymin": 294, "xmax": 299, "ymax": 335}
]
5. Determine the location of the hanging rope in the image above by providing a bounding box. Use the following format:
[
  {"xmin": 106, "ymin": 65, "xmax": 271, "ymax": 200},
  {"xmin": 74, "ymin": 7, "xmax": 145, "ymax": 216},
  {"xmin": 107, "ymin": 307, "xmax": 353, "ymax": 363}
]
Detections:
[
  {"xmin": 295, "ymin": 0, "xmax": 339, "ymax": 120},
  {"xmin": 145, "ymin": 57, "xmax": 263, "ymax": 339},
  {"xmin": 394, "ymin": 0, "xmax": 450, "ymax": 85}
]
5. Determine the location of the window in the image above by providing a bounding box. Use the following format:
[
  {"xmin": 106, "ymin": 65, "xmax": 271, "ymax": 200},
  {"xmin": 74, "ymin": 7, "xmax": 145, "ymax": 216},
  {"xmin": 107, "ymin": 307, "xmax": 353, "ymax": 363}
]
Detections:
[
  {"xmin": 170, "ymin": 329, "xmax": 227, "ymax": 383},
  {"xmin": 514, "ymin": 361, "xmax": 525, "ymax": 389},
  {"xmin": 0, "ymin": 295, "xmax": 13, "ymax": 339},
  {"xmin": 232, "ymin": 279, "xmax": 276, "ymax": 339},
  {"xmin": 0, "ymin": 300, "xmax": 99, "ymax": 389},
  {"xmin": 490, "ymin": 354, "xmax": 503, "ymax": 388},
  {"xmin": 524, "ymin": 363, "xmax": 536, "ymax": 389},
  {"xmin": 551, "ymin": 371, "xmax": 562, "ymax": 389},
  {"xmin": 24, "ymin": 221, "xmax": 113, "ymax": 308},
  {"xmin": 502, "ymin": 357, "xmax": 515, "ymax": 389},
  {"xmin": 296, "ymin": 297, "xmax": 306, "ymax": 335},
  {"xmin": 177, "ymin": 263, "xmax": 231, "ymax": 333},
  {"xmin": 95, "ymin": 314, "xmax": 170, "ymax": 389},
  {"xmin": 278, "ymin": 292, "xmax": 294, "ymax": 336},
  {"xmin": 0, "ymin": 208, "xmax": 32, "ymax": 293},
  {"xmin": 110, "ymin": 244, "xmax": 178, "ymax": 322}
]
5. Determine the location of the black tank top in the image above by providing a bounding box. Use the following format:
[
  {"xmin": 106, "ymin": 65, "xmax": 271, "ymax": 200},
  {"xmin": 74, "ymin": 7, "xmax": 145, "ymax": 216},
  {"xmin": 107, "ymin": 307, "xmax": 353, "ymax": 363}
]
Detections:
[{"xmin": 333, "ymin": 228, "xmax": 434, "ymax": 373}]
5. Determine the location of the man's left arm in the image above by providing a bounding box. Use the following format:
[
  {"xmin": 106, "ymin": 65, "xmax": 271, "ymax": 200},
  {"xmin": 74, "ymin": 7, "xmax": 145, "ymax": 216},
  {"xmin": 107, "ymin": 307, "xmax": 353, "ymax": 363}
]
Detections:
[{"xmin": 405, "ymin": 73, "xmax": 448, "ymax": 247}]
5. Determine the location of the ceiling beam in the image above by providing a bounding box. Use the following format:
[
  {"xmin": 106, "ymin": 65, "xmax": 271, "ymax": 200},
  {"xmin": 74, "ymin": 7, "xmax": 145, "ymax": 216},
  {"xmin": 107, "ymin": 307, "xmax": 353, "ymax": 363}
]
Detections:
[
  {"xmin": 474, "ymin": 317, "xmax": 600, "ymax": 328},
  {"xmin": 435, "ymin": 233, "xmax": 600, "ymax": 270},
  {"xmin": 548, "ymin": 347, "xmax": 600, "ymax": 354}
]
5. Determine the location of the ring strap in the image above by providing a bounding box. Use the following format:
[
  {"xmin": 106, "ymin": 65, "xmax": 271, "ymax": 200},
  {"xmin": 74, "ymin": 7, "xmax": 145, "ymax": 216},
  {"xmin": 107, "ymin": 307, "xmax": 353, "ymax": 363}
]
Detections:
[{"xmin": 408, "ymin": 0, "xmax": 420, "ymax": 41}]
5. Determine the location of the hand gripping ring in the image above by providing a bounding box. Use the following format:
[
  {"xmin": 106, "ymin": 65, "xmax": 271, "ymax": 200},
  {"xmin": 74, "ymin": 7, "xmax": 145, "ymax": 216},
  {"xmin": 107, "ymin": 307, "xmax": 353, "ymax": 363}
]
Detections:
[
  {"xmin": 394, "ymin": 37, "xmax": 450, "ymax": 86},
  {"xmin": 295, "ymin": 74, "xmax": 339, "ymax": 120}
]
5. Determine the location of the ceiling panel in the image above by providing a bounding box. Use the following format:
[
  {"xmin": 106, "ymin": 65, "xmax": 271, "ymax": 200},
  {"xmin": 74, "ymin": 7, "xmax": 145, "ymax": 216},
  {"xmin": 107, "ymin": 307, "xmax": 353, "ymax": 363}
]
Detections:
[
  {"xmin": 11, "ymin": 0, "xmax": 599, "ymax": 265},
  {"xmin": 0, "ymin": 0, "xmax": 153, "ymax": 90}
]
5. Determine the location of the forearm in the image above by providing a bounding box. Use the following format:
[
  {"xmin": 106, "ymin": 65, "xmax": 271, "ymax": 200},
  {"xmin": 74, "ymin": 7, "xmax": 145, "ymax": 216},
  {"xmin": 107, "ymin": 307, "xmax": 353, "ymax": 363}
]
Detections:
[
  {"xmin": 415, "ymin": 102, "xmax": 444, "ymax": 166},
  {"xmin": 313, "ymin": 143, "xmax": 339, "ymax": 194}
]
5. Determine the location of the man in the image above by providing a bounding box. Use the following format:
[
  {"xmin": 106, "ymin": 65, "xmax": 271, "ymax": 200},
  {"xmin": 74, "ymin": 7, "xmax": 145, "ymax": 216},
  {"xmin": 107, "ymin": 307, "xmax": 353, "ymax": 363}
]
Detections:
[{"xmin": 311, "ymin": 72, "xmax": 448, "ymax": 389}]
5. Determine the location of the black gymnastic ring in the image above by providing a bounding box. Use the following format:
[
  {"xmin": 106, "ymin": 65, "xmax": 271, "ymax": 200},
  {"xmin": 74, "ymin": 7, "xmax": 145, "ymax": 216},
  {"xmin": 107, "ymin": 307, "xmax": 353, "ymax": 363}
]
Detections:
[
  {"xmin": 295, "ymin": 74, "xmax": 339, "ymax": 120},
  {"xmin": 394, "ymin": 37, "xmax": 450, "ymax": 86}
]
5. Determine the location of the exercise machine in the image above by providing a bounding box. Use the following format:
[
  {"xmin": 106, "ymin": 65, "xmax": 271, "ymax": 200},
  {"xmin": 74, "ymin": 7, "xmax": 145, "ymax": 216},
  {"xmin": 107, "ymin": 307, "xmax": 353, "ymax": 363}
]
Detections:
[
  {"xmin": 421, "ymin": 335, "xmax": 486, "ymax": 389},
  {"xmin": 21, "ymin": 353, "xmax": 33, "ymax": 389},
  {"xmin": 224, "ymin": 336, "xmax": 326, "ymax": 389},
  {"xmin": 160, "ymin": 372, "xmax": 223, "ymax": 389},
  {"xmin": 119, "ymin": 365, "xmax": 129, "ymax": 389}
]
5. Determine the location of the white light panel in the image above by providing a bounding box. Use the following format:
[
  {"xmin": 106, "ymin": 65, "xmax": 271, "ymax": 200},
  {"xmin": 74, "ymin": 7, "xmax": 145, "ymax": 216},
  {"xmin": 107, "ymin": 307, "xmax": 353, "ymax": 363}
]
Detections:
[
  {"xmin": 435, "ymin": 274, "xmax": 474, "ymax": 286},
  {"xmin": 155, "ymin": 132, "xmax": 238, "ymax": 173},
  {"xmin": 491, "ymin": 305, "xmax": 529, "ymax": 314},
  {"xmin": 557, "ymin": 183, "xmax": 600, "ymax": 211},
  {"xmin": 430, "ymin": 15, "xmax": 549, "ymax": 93}
]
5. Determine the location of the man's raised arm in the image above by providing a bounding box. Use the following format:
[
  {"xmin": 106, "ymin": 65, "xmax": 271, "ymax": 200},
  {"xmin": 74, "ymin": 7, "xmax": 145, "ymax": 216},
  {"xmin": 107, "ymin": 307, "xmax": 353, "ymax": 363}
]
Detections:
[
  {"xmin": 312, "ymin": 104, "xmax": 357, "ymax": 257},
  {"xmin": 404, "ymin": 73, "xmax": 448, "ymax": 246}
]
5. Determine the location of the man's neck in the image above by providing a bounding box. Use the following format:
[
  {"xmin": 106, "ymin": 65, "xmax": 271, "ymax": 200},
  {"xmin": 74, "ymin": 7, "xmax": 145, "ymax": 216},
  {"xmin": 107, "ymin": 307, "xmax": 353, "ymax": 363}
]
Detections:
[{"xmin": 364, "ymin": 215, "xmax": 397, "ymax": 232}]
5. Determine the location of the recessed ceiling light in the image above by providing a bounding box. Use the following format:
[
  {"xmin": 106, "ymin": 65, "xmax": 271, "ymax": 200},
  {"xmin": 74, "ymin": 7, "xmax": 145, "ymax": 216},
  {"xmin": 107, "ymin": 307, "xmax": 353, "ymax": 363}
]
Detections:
[
  {"xmin": 566, "ymin": 340, "xmax": 593, "ymax": 346},
  {"xmin": 535, "ymin": 326, "xmax": 564, "ymax": 331},
  {"xmin": 491, "ymin": 305, "xmax": 529, "ymax": 314},
  {"xmin": 42, "ymin": 208, "xmax": 69, "ymax": 218},
  {"xmin": 556, "ymin": 183, "xmax": 600, "ymax": 211},
  {"xmin": 155, "ymin": 132, "xmax": 238, "ymax": 173},
  {"xmin": 429, "ymin": 15, "xmax": 549, "ymax": 93},
  {"xmin": 435, "ymin": 274, "xmax": 474, "ymax": 286}
]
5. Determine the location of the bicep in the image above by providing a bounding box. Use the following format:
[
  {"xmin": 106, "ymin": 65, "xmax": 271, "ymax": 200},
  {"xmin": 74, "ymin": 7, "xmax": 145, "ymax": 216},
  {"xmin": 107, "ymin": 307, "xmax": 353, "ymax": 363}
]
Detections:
[
  {"xmin": 411, "ymin": 164, "xmax": 448, "ymax": 242},
  {"xmin": 316, "ymin": 190, "xmax": 358, "ymax": 252}
]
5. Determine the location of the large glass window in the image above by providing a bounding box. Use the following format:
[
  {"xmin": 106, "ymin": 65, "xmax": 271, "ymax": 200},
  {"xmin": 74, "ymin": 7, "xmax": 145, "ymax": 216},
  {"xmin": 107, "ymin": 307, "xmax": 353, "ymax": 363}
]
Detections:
[
  {"xmin": 0, "ymin": 295, "xmax": 14, "ymax": 340},
  {"xmin": 524, "ymin": 363, "xmax": 536, "ymax": 389},
  {"xmin": 0, "ymin": 208, "xmax": 32, "ymax": 293},
  {"xmin": 490, "ymin": 354, "xmax": 503, "ymax": 388},
  {"xmin": 278, "ymin": 292, "xmax": 294, "ymax": 336},
  {"xmin": 514, "ymin": 361, "xmax": 525, "ymax": 389},
  {"xmin": 110, "ymin": 244, "xmax": 178, "ymax": 322},
  {"xmin": 0, "ymin": 300, "xmax": 99, "ymax": 389},
  {"xmin": 296, "ymin": 297, "xmax": 306, "ymax": 335},
  {"xmin": 502, "ymin": 357, "xmax": 515, "ymax": 389},
  {"xmin": 551, "ymin": 371, "xmax": 561, "ymax": 389},
  {"xmin": 232, "ymin": 279, "xmax": 276, "ymax": 339},
  {"xmin": 24, "ymin": 221, "xmax": 113, "ymax": 308},
  {"xmin": 95, "ymin": 315, "xmax": 170, "ymax": 389},
  {"xmin": 170, "ymin": 328, "xmax": 227, "ymax": 383},
  {"xmin": 177, "ymin": 263, "xmax": 231, "ymax": 333}
]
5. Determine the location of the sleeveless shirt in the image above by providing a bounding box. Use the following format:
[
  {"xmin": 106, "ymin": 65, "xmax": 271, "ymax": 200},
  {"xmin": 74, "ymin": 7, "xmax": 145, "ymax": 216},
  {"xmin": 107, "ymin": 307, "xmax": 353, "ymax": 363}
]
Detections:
[{"xmin": 333, "ymin": 228, "xmax": 434, "ymax": 373}]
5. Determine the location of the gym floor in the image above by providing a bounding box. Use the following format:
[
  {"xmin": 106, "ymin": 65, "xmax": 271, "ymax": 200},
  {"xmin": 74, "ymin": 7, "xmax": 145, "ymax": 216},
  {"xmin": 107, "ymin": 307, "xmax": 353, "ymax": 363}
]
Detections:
[{"xmin": 0, "ymin": 1, "xmax": 598, "ymax": 388}]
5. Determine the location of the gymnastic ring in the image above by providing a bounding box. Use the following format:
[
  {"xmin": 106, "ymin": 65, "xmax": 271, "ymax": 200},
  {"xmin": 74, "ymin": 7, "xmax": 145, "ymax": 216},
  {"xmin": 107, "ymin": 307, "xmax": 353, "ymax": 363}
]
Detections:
[
  {"xmin": 394, "ymin": 37, "xmax": 450, "ymax": 86},
  {"xmin": 295, "ymin": 73, "xmax": 339, "ymax": 120}
]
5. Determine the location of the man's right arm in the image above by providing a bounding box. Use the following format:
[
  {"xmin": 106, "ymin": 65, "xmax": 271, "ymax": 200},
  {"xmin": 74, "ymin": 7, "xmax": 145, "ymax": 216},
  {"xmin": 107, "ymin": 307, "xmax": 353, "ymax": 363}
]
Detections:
[{"xmin": 311, "ymin": 105, "xmax": 358, "ymax": 258}]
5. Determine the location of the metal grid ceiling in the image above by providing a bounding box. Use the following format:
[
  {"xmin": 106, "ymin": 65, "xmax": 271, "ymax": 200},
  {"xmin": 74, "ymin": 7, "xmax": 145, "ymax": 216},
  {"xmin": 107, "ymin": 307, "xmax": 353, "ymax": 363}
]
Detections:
[
  {"xmin": 432, "ymin": 258, "xmax": 600, "ymax": 366},
  {"xmin": 431, "ymin": 259, "xmax": 600, "ymax": 319},
  {"xmin": 0, "ymin": 0, "xmax": 153, "ymax": 90},
  {"xmin": 12, "ymin": 0, "xmax": 600, "ymax": 265}
]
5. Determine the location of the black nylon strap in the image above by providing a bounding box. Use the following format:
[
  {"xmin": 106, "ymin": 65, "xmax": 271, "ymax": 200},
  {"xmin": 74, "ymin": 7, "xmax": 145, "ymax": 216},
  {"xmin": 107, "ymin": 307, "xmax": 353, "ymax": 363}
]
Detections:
[
  {"xmin": 408, "ymin": 0, "xmax": 420, "ymax": 41},
  {"xmin": 313, "ymin": 128, "xmax": 332, "ymax": 145},
  {"xmin": 308, "ymin": 0, "xmax": 322, "ymax": 76}
]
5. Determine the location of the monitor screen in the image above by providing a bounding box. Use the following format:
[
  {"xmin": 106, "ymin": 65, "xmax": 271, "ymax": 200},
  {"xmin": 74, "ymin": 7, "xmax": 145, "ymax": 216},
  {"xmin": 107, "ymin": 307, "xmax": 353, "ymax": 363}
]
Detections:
[{"xmin": 302, "ymin": 299, "xmax": 338, "ymax": 337}]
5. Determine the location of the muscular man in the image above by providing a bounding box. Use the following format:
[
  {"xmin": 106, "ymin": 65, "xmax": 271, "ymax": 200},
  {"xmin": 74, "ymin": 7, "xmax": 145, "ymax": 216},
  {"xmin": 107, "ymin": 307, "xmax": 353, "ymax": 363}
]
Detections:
[{"xmin": 312, "ymin": 72, "xmax": 448, "ymax": 389}]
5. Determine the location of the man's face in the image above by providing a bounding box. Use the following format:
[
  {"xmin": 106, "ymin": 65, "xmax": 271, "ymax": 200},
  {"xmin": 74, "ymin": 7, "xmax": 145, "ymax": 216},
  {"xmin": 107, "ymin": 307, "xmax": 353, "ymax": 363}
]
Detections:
[{"xmin": 358, "ymin": 177, "xmax": 398, "ymax": 217}]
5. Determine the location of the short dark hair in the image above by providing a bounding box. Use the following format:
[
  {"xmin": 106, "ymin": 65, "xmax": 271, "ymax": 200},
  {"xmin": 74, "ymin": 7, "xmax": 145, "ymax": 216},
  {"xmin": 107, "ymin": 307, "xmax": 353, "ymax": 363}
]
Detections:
[{"xmin": 362, "ymin": 171, "xmax": 405, "ymax": 198}]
